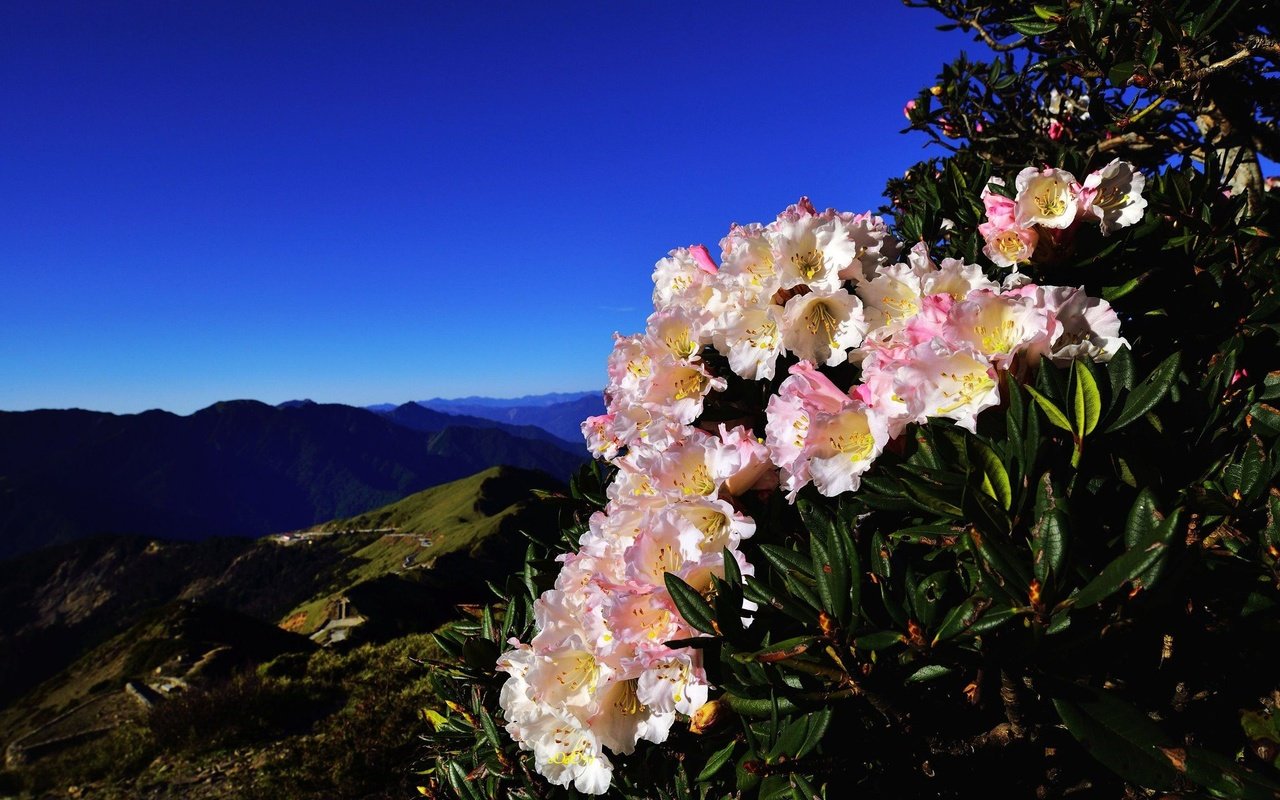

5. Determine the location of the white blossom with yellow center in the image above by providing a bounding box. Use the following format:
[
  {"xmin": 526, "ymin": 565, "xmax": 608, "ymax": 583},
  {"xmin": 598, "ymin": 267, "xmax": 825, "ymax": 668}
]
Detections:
[
  {"xmin": 781, "ymin": 288, "xmax": 868, "ymax": 367},
  {"xmin": 1014, "ymin": 166, "xmax": 1080, "ymax": 229}
]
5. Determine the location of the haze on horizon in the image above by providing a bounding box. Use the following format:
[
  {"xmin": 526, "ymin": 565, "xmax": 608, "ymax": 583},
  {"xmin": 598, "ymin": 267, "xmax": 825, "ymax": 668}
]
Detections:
[{"xmin": 1, "ymin": 1, "xmax": 980, "ymax": 415}]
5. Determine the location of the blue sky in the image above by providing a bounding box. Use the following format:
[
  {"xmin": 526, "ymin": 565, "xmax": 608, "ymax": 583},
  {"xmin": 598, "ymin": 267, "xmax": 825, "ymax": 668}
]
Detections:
[{"xmin": 1, "ymin": 1, "xmax": 976, "ymax": 414}]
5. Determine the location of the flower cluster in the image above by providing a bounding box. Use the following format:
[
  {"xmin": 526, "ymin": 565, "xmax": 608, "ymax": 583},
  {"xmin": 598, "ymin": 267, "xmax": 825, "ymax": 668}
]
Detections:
[
  {"xmin": 979, "ymin": 159, "xmax": 1148, "ymax": 268},
  {"xmin": 499, "ymin": 185, "xmax": 1136, "ymax": 793}
]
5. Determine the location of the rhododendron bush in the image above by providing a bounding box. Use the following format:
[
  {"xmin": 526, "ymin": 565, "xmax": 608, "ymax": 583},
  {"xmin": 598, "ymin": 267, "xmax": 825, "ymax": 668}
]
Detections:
[{"xmin": 419, "ymin": 2, "xmax": 1280, "ymax": 798}]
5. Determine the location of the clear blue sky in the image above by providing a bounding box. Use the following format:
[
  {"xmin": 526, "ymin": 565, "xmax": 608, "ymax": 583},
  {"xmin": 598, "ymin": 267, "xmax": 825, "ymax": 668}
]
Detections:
[{"xmin": 1, "ymin": 1, "xmax": 976, "ymax": 414}]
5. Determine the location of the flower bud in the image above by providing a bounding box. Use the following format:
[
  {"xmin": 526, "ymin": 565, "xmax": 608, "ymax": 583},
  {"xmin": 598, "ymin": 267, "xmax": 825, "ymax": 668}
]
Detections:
[{"xmin": 689, "ymin": 698, "xmax": 729, "ymax": 734}]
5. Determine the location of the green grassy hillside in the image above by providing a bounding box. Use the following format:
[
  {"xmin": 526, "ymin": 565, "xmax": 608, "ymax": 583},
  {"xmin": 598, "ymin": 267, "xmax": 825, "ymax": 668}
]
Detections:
[{"xmin": 280, "ymin": 465, "xmax": 562, "ymax": 634}]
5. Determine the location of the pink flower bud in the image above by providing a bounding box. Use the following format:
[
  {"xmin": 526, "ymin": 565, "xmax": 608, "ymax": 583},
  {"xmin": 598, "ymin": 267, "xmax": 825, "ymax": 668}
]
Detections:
[{"xmin": 689, "ymin": 244, "xmax": 718, "ymax": 275}]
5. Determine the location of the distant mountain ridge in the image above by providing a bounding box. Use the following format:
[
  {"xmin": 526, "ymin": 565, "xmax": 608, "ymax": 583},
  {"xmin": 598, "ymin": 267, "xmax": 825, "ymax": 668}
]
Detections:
[
  {"xmin": 0, "ymin": 400, "xmax": 585, "ymax": 560},
  {"xmin": 417, "ymin": 390, "xmax": 598, "ymax": 409},
  {"xmin": 408, "ymin": 391, "xmax": 605, "ymax": 444}
]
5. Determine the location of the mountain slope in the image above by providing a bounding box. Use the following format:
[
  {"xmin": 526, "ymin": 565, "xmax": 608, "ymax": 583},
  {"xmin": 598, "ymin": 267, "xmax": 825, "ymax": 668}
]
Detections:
[{"xmin": 0, "ymin": 401, "xmax": 585, "ymax": 559}]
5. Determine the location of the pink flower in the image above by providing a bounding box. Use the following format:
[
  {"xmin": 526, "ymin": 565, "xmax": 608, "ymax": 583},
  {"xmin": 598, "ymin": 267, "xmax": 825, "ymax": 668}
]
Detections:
[
  {"xmin": 903, "ymin": 99, "xmax": 917, "ymax": 119},
  {"xmin": 1047, "ymin": 120, "xmax": 1066, "ymax": 140},
  {"xmin": 980, "ymin": 178, "xmax": 1017, "ymax": 230},
  {"xmin": 689, "ymin": 244, "xmax": 718, "ymax": 275}
]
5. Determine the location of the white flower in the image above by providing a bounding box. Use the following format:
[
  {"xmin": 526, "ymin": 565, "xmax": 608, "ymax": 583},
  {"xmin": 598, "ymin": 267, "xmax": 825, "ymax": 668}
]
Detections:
[
  {"xmin": 524, "ymin": 712, "xmax": 614, "ymax": 794},
  {"xmin": 781, "ymin": 289, "xmax": 868, "ymax": 367},
  {"xmin": 717, "ymin": 302, "xmax": 785, "ymax": 380},
  {"xmin": 769, "ymin": 213, "xmax": 859, "ymax": 294},
  {"xmin": 900, "ymin": 341, "xmax": 1001, "ymax": 433},
  {"xmin": 806, "ymin": 402, "xmax": 891, "ymax": 497},
  {"xmin": 1081, "ymin": 159, "xmax": 1147, "ymax": 235},
  {"xmin": 1015, "ymin": 166, "xmax": 1081, "ymax": 229},
  {"xmin": 636, "ymin": 653, "xmax": 709, "ymax": 716},
  {"xmin": 589, "ymin": 677, "xmax": 676, "ymax": 756}
]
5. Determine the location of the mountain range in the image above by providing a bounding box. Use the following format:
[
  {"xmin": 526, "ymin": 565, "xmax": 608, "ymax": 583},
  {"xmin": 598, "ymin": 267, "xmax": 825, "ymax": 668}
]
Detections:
[
  {"xmin": 0, "ymin": 399, "xmax": 586, "ymax": 560},
  {"xmin": 392, "ymin": 390, "xmax": 605, "ymax": 443}
]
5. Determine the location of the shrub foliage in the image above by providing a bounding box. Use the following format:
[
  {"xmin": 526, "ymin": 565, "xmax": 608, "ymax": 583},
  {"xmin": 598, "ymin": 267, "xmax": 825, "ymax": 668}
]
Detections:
[{"xmin": 421, "ymin": 2, "xmax": 1280, "ymax": 798}]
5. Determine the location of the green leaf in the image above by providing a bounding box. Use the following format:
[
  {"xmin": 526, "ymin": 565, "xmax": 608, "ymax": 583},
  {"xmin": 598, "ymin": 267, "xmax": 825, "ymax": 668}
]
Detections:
[
  {"xmin": 1031, "ymin": 474, "xmax": 1068, "ymax": 584},
  {"xmin": 907, "ymin": 663, "xmax": 956, "ymax": 683},
  {"xmin": 1069, "ymin": 511, "xmax": 1177, "ymax": 608},
  {"xmin": 1032, "ymin": 3, "xmax": 1061, "ymax": 19},
  {"xmin": 1025, "ymin": 384, "xmax": 1074, "ymax": 432},
  {"xmin": 1008, "ymin": 16, "xmax": 1060, "ymax": 34},
  {"xmin": 733, "ymin": 636, "xmax": 817, "ymax": 664},
  {"xmin": 697, "ymin": 738, "xmax": 738, "ymax": 782},
  {"xmin": 1052, "ymin": 686, "xmax": 1177, "ymax": 790},
  {"xmin": 1183, "ymin": 747, "xmax": 1280, "ymax": 799},
  {"xmin": 1072, "ymin": 360, "xmax": 1102, "ymax": 436},
  {"xmin": 855, "ymin": 630, "xmax": 905, "ymax": 650},
  {"xmin": 809, "ymin": 532, "xmax": 847, "ymax": 623},
  {"xmin": 665, "ymin": 572, "xmax": 719, "ymax": 635},
  {"xmin": 795, "ymin": 707, "xmax": 832, "ymax": 759},
  {"xmin": 972, "ymin": 439, "xmax": 1012, "ymax": 509},
  {"xmin": 758, "ymin": 544, "xmax": 815, "ymax": 580},
  {"xmin": 1108, "ymin": 60, "xmax": 1136, "ymax": 87},
  {"xmin": 967, "ymin": 526, "xmax": 1031, "ymax": 599},
  {"xmin": 932, "ymin": 595, "xmax": 992, "ymax": 644},
  {"xmin": 1124, "ymin": 489, "xmax": 1161, "ymax": 550},
  {"xmin": 1106, "ymin": 352, "xmax": 1182, "ymax": 433}
]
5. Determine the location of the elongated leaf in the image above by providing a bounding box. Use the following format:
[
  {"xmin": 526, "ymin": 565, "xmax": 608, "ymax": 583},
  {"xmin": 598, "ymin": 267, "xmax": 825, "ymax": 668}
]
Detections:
[
  {"xmin": 1106, "ymin": 352, "xmax": 1182, "ymax": 432},
  {"xmin": 1073, "ymin": 360, "xmax": 1102, "ymax": 435},
  {"xmin": 967, "ymin": 526, "xmax": 1031, "ymax": 596},
  {"xmin": 697, "ymin": 738, "xmax": 738, "ymax": 782},
  {"xmin": 1070, "ymin": 512, "xmax": 1177, "ymax": 608},
  {"xmin": 908, "ymin": 664, "xmax": 957, "ymax": 684},
  {"xmin": 1026, "ymin": 385, "xmax": 1074, "ymax": 432},
  {"xmin": 796, "ymin": 707, "xmax": 832, "ymax": 759},
  {"xmin": 1031, "ymin": 473, "xmax": 1068, "ymax": 584},
  {"xmin": 1053, "ymin": 687, "xmax": 1177, "ymax": 790},
  {"xmin": 758, "ymin": 544, "xmax": 816, "ymax": 579},
  {"xmin": 733, "ymin": 636, "xmax": 817, "ymax": 664},
  {"xmin": 855, "ymin": 630, "xmax": 905, "ymax": 650},
  {"xmin": 665, "ymin": 572, "xmax": 718, "ymax": 635},
  {"xmin": 932, "ymin": 595, "xmax": 992, "ymax": 644},
  {"xmin": 1124, "ymin": 489, "xmax": 1161, "ymax": 550},
  {"xmin": 809, "ymin": 533, "xmax": 847, "ymax": 623},
  {"xmin": 973, "ymin": 439, "xmax": 1012, "ymax": 509},
  {"xmin": 1182, "ymin": 746, "xmax": 1280, "ymax": 800}
]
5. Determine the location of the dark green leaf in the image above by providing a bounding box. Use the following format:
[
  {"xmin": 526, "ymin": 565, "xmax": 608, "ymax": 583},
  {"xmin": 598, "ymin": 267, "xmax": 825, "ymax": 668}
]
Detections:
[
  {"xmin": 1032, "ymin": 474, "xmax": 1068, "ymax": 584},
  {"xmin": 1124, "ymin": 489, "xmax": 1161, "ymax": 550},
  {"xmin": 697, "ymin": 738, "xmax": 738, "ymax": 782},
  {"xmin": 665, "ymin": 572, "xmax": 719, "ymax": 635},
  {"xmin": 1106, "ymin": 352, "xmax": 1182, "ymax": 432},
  {"xmin": 1008, "ymin": 16, "xmax": 1060, "ymax": 34},
  {"xmin": 906, "ymin": 663, "xmax": 956, "ymax": 683},
  {"xmin": 855, "ymin": 630, "xmax": 905, "ymax": 650},
  {"xmin": 1052, "ymin": 686, "xmax": 1177, "ymax": 790}
]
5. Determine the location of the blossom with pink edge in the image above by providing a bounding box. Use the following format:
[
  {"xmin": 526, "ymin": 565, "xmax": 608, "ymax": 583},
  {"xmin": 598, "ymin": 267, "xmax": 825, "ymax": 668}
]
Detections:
[
  {"xmin": 581, "ymin": 413, "xmax": 622, "ymax": 461},
  {"xmin": 1015, "ymin": 166, "xmax": 1081, "ymax": 229},
  {"xmin": 923, "ymin": 257, "xmax": 999, "ymax": 300},
  {"xmin": 768, "ymin": 202, "xmax": 860, "ymax": 293},
  {"xmin": 1080, "ymin": 159, "xmax": 1147, "ymax": 235},
  {"xmin": 981, "ymin": 177, "xmax": 1018, "ymax": 230},
  {"xmin": 947, "ymin": 289, "xmax": 1059, "ymax": 368},
  {"xmin": 652, "ymin": 247, "xmax": 717, "ymax": 312},
  {"xmin": 899, "ymin": 340, "xmax": 1002, "ymax": 433},
  {"xmin": 717, "ymin": 302, "xmax": 785, "ymax": 381},
  {"xmin": 981, "ymin": 224, "xmax": 1039, "ymax": 269},
  {"xmin": 717, "ymin": 222, "xmax": 779, "ymax": 299},
  {"xmin": 805, "ymin": 400, "xmax": 891, "ymax": 497},
  {"xmin": 1039, "ymin": 285, "xmax": 1130, "ymax": 364},
  {"xmin": 781, "ymin": 289, "xmax": 868, "ymax": 367}
]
